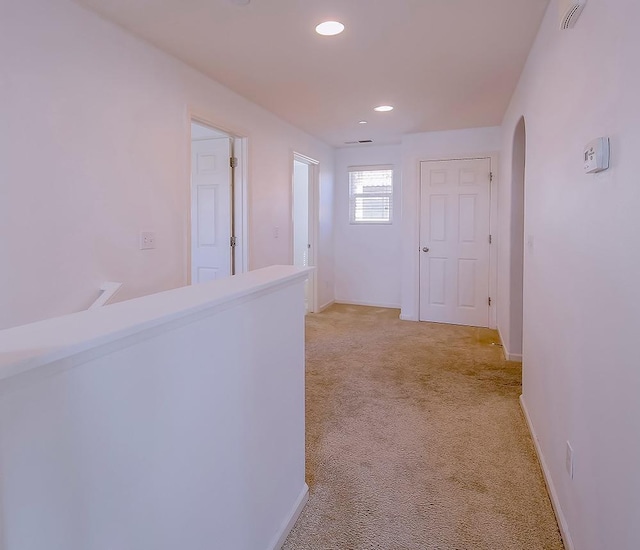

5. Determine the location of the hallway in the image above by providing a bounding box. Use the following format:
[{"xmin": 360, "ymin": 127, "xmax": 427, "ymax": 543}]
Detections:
[{"xmin": 283, "ymin": 305, "xmax": 563, "ymax": 549}]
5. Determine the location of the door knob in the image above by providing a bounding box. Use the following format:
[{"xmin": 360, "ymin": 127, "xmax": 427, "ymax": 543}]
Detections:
[{"xmin": 422, "ymin": 247, "xmax": 430, "ymax": 253}]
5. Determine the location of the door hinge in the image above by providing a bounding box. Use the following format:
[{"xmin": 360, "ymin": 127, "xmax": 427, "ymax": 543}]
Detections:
[
  {"xmin": 489, "ymin": 172, "xmax": 494, "ymax": 183},
  {"xmin": 230, "ymin": 236, "xmax": 237, "ymax": 247},
  {"xmin": 488, "ymin": 297, "xmax": 492, "ymax": 307},
  {"xmin": 489, "ymin": 234, "xmax": 492, "ymax": 244},
  {"xmin": 230, "ymin": 157, "xmax": 238, "ymax": 168}
]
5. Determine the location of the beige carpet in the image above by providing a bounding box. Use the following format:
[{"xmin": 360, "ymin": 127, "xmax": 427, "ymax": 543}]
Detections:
[{"xmin": 283, "ymin": 304, "xmax": 563, "ymax": 550}]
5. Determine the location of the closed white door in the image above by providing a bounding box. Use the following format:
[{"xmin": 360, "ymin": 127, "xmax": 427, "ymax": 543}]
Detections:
[
  {"xmin": 191, "ymin": 137, "xmax": 232, "ymax": 283},
  {"xmin": 419, "ymin": 158, "xmax": 491, "ymax": 327}
]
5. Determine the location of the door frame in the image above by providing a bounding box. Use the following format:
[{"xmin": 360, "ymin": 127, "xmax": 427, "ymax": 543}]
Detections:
[
  {"xmin": 186, "ymin": 109, "xmax": 249, "ymax": 283},
  {"xmin": 291, "ymin": 151, "xmax": 320, "ymax": 313},
  {"xmin": 417, "ymin": 153, "xmax": 499, "ymax": 329},
  {"xmin": 507, "ymin": 118, "xmax": 526, "ymax": 361}
]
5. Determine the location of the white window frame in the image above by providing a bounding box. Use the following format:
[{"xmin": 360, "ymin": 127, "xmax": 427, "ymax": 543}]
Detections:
[{"xmin": 348, "ymin": 165, "xmax": 394, "ymax": 225}]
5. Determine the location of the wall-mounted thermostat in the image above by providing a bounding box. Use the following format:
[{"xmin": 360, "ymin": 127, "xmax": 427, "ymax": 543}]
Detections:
[{"xmin": 584, "ymin": 137, "xmax": 610, "ymax": 174}]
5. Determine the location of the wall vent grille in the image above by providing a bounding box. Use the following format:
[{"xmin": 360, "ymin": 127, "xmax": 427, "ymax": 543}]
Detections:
[{"xmin": 560, "ymin": 0, "xmax": 585, "ymax": 29}]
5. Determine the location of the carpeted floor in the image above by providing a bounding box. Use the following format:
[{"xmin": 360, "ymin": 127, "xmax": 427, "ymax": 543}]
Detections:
[{"xmin": 282, "ymin": 304, "xmax": 563, "ymax": 550}]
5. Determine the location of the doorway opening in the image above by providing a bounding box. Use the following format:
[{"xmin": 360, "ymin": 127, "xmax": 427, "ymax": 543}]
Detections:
[
  {"xmin": 292, "ymin": 153, "xmax": 319, "ymax": 313},
  {"xmin": 189, "ymin": 119, "xmax": 246, "ymax": 284},
  {"xmin": 510, "ymin": 117, "xmax": 526, "ymax": 359}
]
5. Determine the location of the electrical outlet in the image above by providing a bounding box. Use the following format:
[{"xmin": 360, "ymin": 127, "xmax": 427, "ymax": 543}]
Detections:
[
  {"xmin": 566, "ymin": 441, "xmax": 574, "ymax": 479},
  {"xmin": 140, "ymin": 231, "xmax": 156, "ymax": 250},
  {"xmin": 273, "ymin": 226, "xmax": 280, "ymax": 239}
]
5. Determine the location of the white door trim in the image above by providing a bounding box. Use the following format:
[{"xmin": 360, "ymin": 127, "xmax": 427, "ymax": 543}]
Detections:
[
  {"xmin": 233, "ymin": 135, "xmax": 249, "ymax": 275},
  {"xmin": 415, "ymin": 153, "xmax": 498, "ymax": 329},
  {"xmin": 291, "ymin": 151, "xmax": 319, "ymax": 313},
  {"xmin": 186, "ymin": 109, "xmax": 249, "ymax": 282}
]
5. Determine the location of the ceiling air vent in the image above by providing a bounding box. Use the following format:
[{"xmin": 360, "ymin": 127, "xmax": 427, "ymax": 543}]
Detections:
[
  {"xmin": 343, "ymin": 140, "xmax": 374, "ymax": 145},
  {"xmin": 559, "ymin": 0, "xmax": 586, "ymax": 29}
]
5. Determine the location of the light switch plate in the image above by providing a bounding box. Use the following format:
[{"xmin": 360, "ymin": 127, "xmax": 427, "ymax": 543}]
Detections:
[{"xmin": 584, "ymin": 137, "xmax": 610, "ymax": 174}]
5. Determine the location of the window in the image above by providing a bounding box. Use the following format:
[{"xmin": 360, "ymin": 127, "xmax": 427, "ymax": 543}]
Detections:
[{"xmin": 349, "ymin": 166, "xmax": 393, "ymax": 224}]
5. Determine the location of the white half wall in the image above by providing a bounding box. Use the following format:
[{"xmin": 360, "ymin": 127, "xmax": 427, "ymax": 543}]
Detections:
[
  {"xmin": 0, "ymin": 0, "xmax": 334, "ymax": 330},
  {"xmin": 334, "ymin": 145, "xmax": 402, "ymax": 308},
  {"xmin": 498, "ymin": 0, "xmax": 640, "ymax": 548},
  {"xmin": 0, "ymin": 266, "xmax": 308, "ymax": 550},
  {"xmin": 399, "ymin": 127, "xmax": 502, "ymax": 320}
]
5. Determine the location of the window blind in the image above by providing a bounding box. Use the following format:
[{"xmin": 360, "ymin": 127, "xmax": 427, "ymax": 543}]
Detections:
[{"xmin": 349, "ymin": 167, "xmax": 393, "ymax": 224}]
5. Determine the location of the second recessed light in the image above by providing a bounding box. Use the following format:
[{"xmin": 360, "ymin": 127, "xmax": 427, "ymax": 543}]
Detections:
[
  {"xmin": 315, "ymin": 21, "xmax": 345, "ymax": 36},
  {"xmin": 374, "ymin": 105, "xmax": 394, "ymax": 112}
]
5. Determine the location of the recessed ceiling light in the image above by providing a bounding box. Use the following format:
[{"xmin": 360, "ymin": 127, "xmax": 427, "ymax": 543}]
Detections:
[
  {"xmin": 374, "ymin": 105, "xmax": 394, "ymax": 112},
  {"xmin": 315, "ymin": 21, "xmax": 345, "ymax": 36},
  {"xmin": 359, "ymin": 120, "xmax": 368, "ymax": 124}
]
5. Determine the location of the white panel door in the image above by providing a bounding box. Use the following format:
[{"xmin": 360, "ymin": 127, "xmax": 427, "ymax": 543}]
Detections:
[
  {"xmin": 191, "ymin": 137, "xmax": 232, "ymax": 284},
  {"xmin": 419, "ymin": 158, "xmax": 491, "ymax": 327}
]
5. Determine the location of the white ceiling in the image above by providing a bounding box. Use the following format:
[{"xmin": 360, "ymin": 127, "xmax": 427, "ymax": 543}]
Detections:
[{"xmin": 75, "ymin": 0, "xmax": 549, "ymax": 147}]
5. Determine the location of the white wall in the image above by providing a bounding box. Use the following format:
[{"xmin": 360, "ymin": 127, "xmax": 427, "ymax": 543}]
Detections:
[
  {"xmin": 334, "ymin": 145, "xmax": 402, "ymax": 308},
  {"xmin": 400, "ymin": 127, "xmax": 502, "ymax": 320},
  {"xmin": 498, "ymin": 1, "xmax": 640, "ymax": 548},
  {"xmin": 316, "ymin": 161, "xmax": 335, "ymax": 310},
  {"xmin": 0, "ymin": 266, "xmax": 308, "ymax": 550},
  {"xmin": 0, "ymin": 0, "xmax": 334, "ymax": 330}
]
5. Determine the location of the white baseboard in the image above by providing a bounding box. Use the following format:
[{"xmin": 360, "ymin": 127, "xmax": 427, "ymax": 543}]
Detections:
[
  {"xmin": 335, "ymin": 300, "xmax": 401, "ymax": 309},
  {"xmin": 399, "ymin": 308, "xmax": 418, "ymax": 322},
  {"xmin": 519, "ymin": 396, "xmax": 574, "ymax": 550},
  {"xmin": 497, "ymin": 327, "xmax": 523, "ymax": 362},
  {"xmin": 267, "ymin": 483, "xmax": 309, "ymax": 550},
  {"xmin": 399, "ymin": 313, "xmax": 418, "ymax": 321},
  {"xmin": 318, "ymin": 300, "xmax": 335, "ymax": 312}
]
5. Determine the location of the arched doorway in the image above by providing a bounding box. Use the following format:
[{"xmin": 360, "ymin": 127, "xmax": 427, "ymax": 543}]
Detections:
[{"xmin": 510, "ymin": 117, "xmax": 526, "ymax": 357}]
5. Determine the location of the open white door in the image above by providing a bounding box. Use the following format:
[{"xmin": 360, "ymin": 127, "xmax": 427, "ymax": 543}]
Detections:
[
  {"xmin": 293, "ymin": 160, "xmax": 311, "ymax": 312},
  {"xmin": 191, "ymin": 137, "xmax": 232, "ymax": 283},
  {"xmin": 419, "ymin": 158, "xmax": 491, "ymax": 327},
  {"xmin": 292, "ymin": 154, "xmax": 319, "ymax": 313}
]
